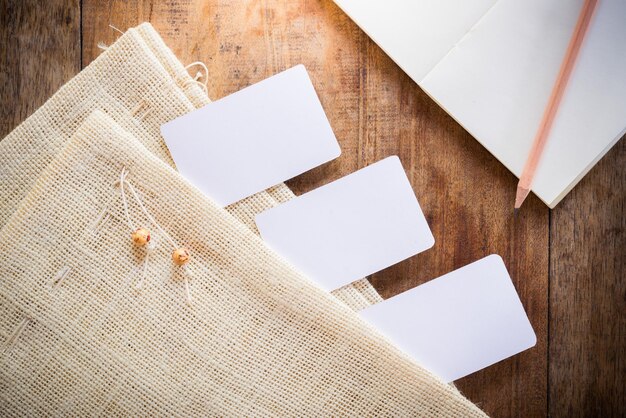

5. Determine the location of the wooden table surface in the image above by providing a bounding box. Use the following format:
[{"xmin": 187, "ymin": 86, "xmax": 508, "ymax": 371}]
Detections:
[{"xmin": 1, "ymin": 1, "xmax": 624, "ymax": 416}]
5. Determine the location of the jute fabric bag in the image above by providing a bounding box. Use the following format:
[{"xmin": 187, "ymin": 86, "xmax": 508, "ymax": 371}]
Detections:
[
  {"xmin": 0, "ymin": 22, "xmax": 380, "ymax": 310},
  {"xmin": 0, "ymin": 111, "xmax": 485, "ymax": 416}
]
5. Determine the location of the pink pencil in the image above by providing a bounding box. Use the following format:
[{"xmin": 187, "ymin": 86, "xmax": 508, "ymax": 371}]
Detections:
[{"xmin": 514, "ymin": 0, "xmax": 598, "ymax": 211}]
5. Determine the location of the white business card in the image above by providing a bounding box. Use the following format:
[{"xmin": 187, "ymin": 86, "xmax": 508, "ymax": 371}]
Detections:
[
  {"xmin": 360, "ymin": 255, "xmax": 536, "ymax": 382},
  {"xmin": 255, "ymin": 156, "xmax": 434, "ymax": 291},
  {"xmin": 161, "ymin": 64, "xmax": 341, "ymax": 207}
]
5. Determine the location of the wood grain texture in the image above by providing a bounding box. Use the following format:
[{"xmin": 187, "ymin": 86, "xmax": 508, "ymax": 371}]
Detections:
[
  {"xmin": 0, "ymin": 0, "xmax": 80, "ymax": 138},
  {"xmin": 549, "ymin": 139, "xmax": 625, "ymax": 418},
  {"xmin": 2, "ymin": 0, "xmax": 623, "ymax": 416}
]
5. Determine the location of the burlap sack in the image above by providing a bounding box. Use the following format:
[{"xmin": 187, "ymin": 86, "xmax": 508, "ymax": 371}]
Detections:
[
  {"xmin": 0, "ymin": 111, "xmax": 483, "ymax": 416},
  {"xmin": 0, "ymin": 22, "xmax": 380, "ymax": 310}
]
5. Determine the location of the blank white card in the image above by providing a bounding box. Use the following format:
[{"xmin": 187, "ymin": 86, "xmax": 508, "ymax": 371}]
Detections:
[
  {"xmin": 255, "ymin": 156, "xmax": 434, "ymax": 292},
  {"xmin": 161, "ymin": 65, "xmax": 341, "ymax": 207},
  {"xmin": 360, "ymin": 255, "xmax": 536, "ymax": 382}
]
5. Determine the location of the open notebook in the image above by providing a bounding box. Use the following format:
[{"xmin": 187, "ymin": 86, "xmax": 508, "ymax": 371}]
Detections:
[{"xmin": 333, "ymin": 0, "xmax": 626, "ymax": 208}]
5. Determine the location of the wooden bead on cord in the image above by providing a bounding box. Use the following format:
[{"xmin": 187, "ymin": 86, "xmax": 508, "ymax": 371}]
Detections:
[
  {"xmin": 172, "ymin": 248, "xmax": 190, "ymax": 266},
  {"xmin": 131, "ymin": 227, "xmax": 151, "ymax": 246}
]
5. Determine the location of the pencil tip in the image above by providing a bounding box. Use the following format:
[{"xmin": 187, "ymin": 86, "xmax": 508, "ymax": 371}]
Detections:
[
  {"xmin": 513, "ymin": 208, "xmax": 519, "ymax": 218},
  {"xmin": 514, "ymin": 185, "xmax": 530, "ymax": 212}
]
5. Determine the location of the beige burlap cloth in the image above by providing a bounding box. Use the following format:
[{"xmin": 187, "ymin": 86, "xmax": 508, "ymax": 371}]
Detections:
[
  {"xmin": 0, "ymin": 22, "xmax": 379, "ymax": 311},
  {"xmin": 0, "ymin": 111, "xmax": 484, "ymax": 416}
]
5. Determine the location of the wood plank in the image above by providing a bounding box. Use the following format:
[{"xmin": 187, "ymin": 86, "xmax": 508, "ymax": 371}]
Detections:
[
  {"xmin": 0, "ymin": 0, "xmax": 81, "ymax": 138},
  {"xmin": 549, "ymin": 138, "xmax": 625, "ymax": 417},
  {"xmin": 80, "ymin": 1, "xmax": 549, "ymax": 416}
]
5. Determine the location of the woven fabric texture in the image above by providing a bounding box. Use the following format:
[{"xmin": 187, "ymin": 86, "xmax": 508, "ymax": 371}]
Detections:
[
  {"xmin": 0, "ymin": 111, "xmax": 484, "ymax": 416},
  {"xmin": 0, "ymin": 22, "xmax": 381, "ymax": 310}
]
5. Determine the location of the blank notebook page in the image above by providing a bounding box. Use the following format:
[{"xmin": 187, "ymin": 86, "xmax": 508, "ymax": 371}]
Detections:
[
  {"xmin": 421, "ymin": 0, "xmax": 626, "ymax": 207},
  {"xmin": 334, "ymin": 0, "xmax": 626, "ymax": 207},
  {"xmin": 332, "ymin": 0, "xmax": 498, "ymax": 82}
]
